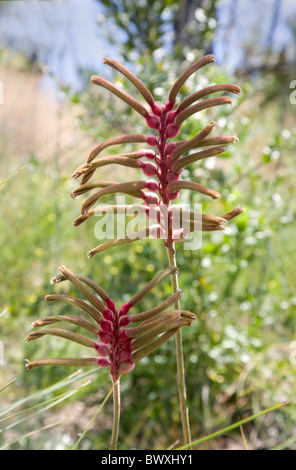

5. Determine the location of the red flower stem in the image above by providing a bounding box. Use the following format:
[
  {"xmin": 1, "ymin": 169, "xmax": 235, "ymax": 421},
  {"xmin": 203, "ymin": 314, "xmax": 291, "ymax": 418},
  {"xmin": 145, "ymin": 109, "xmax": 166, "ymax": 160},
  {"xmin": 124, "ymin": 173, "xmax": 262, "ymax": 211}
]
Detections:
[
  {"xmin": 156, "ymin": 106, "xmax": 191, "ymax": 446},
  {"xmin": 109, "ymin": 307, "xmax": 121, "ymax": 450},
  {"xmin": 157, "ymin": 107, "xmax": 173, "ymax": 249}
]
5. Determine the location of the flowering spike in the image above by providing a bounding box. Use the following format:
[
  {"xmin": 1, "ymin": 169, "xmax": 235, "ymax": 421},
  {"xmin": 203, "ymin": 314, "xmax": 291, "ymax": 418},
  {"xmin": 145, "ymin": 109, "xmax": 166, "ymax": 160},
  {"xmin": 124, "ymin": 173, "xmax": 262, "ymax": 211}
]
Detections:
[
  {"xmin": 71, "ymin": 55, "xmax": 242, "ymax": 252},
  {"xmin": 26, "ymin": 268, "xmax": 195, "ymax": 382},
  {"xmin": 26, "ymin": 55, "xmax": 244, "ymax": 450}
]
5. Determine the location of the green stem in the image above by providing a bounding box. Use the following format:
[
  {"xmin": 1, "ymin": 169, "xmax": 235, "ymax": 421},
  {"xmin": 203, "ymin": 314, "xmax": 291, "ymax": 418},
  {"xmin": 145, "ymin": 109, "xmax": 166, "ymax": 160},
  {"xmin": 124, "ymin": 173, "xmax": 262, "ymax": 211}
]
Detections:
[
  {"xmin": 166, "ymin": 246, "xmax": 191, "ymax": 447},
  {"xmin": 109, "ymin": 378, "xmax": 120, "ymax": 450}
]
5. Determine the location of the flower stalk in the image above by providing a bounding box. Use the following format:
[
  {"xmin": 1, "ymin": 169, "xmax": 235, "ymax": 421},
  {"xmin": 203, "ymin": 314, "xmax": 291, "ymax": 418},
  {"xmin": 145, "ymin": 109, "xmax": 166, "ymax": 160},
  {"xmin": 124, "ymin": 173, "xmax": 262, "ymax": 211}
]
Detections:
[{"xmin": 167, "ymin": 247, "xmax": 191, "ymax": 446}]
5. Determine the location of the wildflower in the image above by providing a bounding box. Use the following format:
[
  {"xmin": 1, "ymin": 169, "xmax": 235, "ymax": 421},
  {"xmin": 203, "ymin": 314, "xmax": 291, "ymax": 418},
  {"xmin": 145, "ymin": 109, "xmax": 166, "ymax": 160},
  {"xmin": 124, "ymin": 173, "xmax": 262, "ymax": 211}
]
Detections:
[
  {"xmin": 71, "ymin": 55, "xmax": 243, "ymax": 254},
  {"xmin": 25, "ymin": 266, "xmax": 195, "ymax": 382}
]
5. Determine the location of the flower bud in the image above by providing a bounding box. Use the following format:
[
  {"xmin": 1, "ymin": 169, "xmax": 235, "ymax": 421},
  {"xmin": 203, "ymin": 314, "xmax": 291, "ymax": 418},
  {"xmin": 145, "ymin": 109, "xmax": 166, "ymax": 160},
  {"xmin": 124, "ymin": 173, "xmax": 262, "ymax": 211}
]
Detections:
[
  {"xmin": 100, "ymin": 319, "xmax": 112, "ymax": 333},
  {"xmin": 119, "ymin": 316, "xmax": 130, "ymax": 327},
  {"xmin": 165, "ymin": 156, "xmax": 173, "ymax": 169},
  {"xmin": 106, "ymin": 298, "xmax": 116, "ymax": 312},
  {"xmin": 102, "ymin": 309, "xmax": 113, "ymax": 321},
  {"xmin": 95, "ymin": 344, "xmax": 111, "ymax": 357},
  {"xmin": 98, "ymin": 331, "xmax": 112, "ymax": 344},
  {"xmin": 143, "ymin": 194, "xmax": 160, "ymax": 206},
  {"xmin": 119, "ymin": 303, "xmax": 131, "ymax": 316},
  {"xmin": 166, "ymin": 143, "xmax": 176, "ymax": 155},
  {"xmin": 118, "ymin": 360, "xmax": 135, "ymax": 373},
  {"xmin": 146, "ymin": 135, "xmax": 158, "ymax": 146},
  {"xmin": 151, "ymin": 102, "xmax": 162, "ymax": 116},
  {"xmin": 97, "ymin": 358, "xmax": 111, "ymax": 368},
  {"xmin": 145, "ymin": 180, "xmax": 159, "ymax": 191},
  {"xmin": 141, "ymin": 162, "xmax": 158, "ymax": 177},
  {"xmin": 166, "ymin": 170, "xmax": 181, "ymax": 183},
  {"xmin": 167, "ymin": 190, "xmax": 180, "ymax": 201},
  {"xmin": 165, "ymin": 100, "xmax": 175, "ymax": 111},
  {"xmin": 119, "ymin": 329, "xmax": 129, "ymax": 341},
  {"xmin": 120, "ymin": 338, "xmax": 132, "ymax": 350},
  {"xmin": 119, "ymin": 349, "xmax": 132, "ymax": 361},
  {"xmin": 145, "ymin": 114, "xmax": 160, "ymax": 130},
  {"xmin": 166, "ymin": 124, "xmax": 180, "ymax": 138},
  {"xmin": 167, "ymin": 110, "xmax": 177, "ymax": 124},
  {"xmin": 143, "ymin": 150, "xmax": 156, "ymax": 160}
]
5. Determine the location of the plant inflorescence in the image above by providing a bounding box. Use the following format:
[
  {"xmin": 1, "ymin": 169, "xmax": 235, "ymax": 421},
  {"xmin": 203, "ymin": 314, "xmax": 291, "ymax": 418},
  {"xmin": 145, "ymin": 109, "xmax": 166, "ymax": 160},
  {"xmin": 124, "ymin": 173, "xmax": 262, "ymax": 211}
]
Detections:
[{"xmin": 26, "ymin": 54, "xmax": 243, "ymax": 449}]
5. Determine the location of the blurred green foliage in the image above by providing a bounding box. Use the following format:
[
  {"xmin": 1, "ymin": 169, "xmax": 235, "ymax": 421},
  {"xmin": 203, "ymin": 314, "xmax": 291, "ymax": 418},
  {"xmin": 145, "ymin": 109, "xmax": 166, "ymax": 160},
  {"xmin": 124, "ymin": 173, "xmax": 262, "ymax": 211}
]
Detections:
[{"xmin": 1, "ymin": 0, "xmax": 296, "ymax": 450}]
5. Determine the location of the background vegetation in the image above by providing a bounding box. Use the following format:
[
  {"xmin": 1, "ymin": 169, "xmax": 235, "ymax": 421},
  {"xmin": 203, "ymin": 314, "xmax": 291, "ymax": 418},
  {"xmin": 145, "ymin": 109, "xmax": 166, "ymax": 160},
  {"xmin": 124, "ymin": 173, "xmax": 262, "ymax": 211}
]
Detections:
[{"xmin": 0, "ymin": 0, "xmax": 296, "ymax": 450}]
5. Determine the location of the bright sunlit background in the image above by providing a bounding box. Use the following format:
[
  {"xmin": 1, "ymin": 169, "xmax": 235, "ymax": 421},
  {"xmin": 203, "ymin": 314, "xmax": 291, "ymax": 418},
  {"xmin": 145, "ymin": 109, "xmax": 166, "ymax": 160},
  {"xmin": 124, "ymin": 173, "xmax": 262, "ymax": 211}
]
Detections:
[{"xmin": 0, "ymin": 0, "xmax": 296, "ymax": 450}]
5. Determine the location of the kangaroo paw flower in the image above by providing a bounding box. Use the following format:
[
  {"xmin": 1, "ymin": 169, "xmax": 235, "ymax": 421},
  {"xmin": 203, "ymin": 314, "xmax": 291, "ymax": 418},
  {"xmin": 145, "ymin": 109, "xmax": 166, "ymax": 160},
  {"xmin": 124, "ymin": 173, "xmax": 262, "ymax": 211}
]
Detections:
[
  {"xmin": 71, "ymin": 54, "xmax": 242, "ymax": 250},
  {"xmin": 26, "ymin": 267, "xmax": 196, "ymax": 382}
]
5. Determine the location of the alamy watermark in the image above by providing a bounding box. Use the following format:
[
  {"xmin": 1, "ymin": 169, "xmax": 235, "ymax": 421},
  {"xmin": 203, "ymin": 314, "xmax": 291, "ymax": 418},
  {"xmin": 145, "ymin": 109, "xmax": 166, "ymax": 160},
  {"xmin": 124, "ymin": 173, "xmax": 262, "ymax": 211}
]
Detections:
[
  {"xmin": 290, "ymin": 80, "xmax": 296, "ymax": 105},
  {"xmin": 92, "ymin": 196, "xmax": 204, "ymax": 250}
]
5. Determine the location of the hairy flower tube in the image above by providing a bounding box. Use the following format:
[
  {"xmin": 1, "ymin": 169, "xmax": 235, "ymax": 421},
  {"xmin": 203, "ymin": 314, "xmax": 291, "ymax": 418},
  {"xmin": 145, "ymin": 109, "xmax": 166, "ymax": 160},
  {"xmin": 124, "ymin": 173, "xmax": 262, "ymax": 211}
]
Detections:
[
  {"xmin": 71, "ymin": 55, "xmax": 243, "ymax": 255},
  {"xmin": 25, "ymin": 266, "xmax": 196, "ymax": 382}
]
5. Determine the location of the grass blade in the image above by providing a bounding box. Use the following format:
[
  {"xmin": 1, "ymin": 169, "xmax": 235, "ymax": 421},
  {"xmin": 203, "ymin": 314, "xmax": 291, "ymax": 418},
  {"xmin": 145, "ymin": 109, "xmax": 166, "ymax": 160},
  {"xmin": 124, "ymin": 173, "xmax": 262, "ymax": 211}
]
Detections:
[
  {"xmin": 0, "ymin": 165, "xmax": 26, "ymax": 186},
  {"xmin": 72, "ymin": 385, "xmax": 113, "ymax": 450},
  {"xmin": 177, "ymin": 401, "xmax": 289, "ymax": 450},
  {"xmin": 0, "ymin": 379, "xmax": 16, "ymax": 393},
  {"xmin": 0, "ymin": 418, "xmax": 67, "ymax": 450},
  {"xmin": 0, "ymin": 368, "xmax": 99, "ymax": 418}
]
